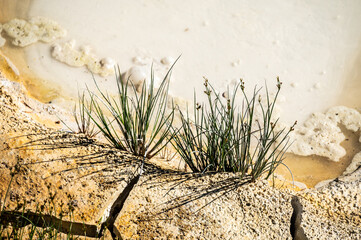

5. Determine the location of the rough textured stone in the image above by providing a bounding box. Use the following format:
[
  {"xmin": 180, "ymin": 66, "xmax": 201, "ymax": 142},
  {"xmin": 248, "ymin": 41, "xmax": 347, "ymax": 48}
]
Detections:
[
  {"xmin": 298, "ymin": 170, "xmax": 361, "ymax": 239},
  {"xmin": 115, "ymin": 174, "xmax": 294, "ymax": 239},
  {"xmin": 0, "ymin": 76, "xmax": 360, "ymax": 239},
  {"xmin": 0, "ymin": 78, "xmax": 140, "ymax": 232}
]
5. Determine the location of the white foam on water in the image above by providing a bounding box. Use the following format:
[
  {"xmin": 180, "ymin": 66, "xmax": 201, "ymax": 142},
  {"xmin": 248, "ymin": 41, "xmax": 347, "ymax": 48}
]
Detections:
[{"xmin": 2, "ymin": 16, "xmax": 66, "ymax": 47}]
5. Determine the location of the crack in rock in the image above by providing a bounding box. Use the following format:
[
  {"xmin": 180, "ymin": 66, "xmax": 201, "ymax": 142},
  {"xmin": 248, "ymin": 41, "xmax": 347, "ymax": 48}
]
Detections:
[
  {"xmin": 0, "ymin": 173, "xmax": 141, "ymax": 239},
  {"xmin": 290, "ymin": 196, "xmax": 308, "ymax": 240},
  {"xmin": 98, "ymin": 173, "xmax": 141, "ymax": 239}
]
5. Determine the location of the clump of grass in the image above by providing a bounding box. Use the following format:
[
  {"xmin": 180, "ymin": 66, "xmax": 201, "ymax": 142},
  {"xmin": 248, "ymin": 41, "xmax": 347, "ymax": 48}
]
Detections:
[
  {"xmin": 170, "ymin": 77, "xmax": 296, "ymax": 181},
  {"xmin": 87, "ymin": 64, "xmax": 176, "ymax": 159},
  {"xmin": 61, "ymin": 92, "xmax": 98, "ymax": 138}
]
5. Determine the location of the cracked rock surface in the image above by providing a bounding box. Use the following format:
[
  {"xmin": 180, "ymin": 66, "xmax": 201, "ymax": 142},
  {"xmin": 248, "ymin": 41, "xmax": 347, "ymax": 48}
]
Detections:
[
  {"xmin": 115, "ymin": 175, "xmax": 294, "ymax": 239},
  {"xmin": 0, "ymin": 74, "xmax": 360, "ymax": 239},
  {"xmin": 0, "ymin": 77, "xmax": 139, "ymax": 229},
  {"xmin": 297, "ymin": 170, "xmax": 361, "ymax": 239}
]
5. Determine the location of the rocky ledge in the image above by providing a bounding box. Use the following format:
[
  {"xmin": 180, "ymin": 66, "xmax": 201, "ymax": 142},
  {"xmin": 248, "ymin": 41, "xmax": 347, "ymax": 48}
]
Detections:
[{"xmin": 0, "ymin": 77, "xmax": 360, "ymax": 239}]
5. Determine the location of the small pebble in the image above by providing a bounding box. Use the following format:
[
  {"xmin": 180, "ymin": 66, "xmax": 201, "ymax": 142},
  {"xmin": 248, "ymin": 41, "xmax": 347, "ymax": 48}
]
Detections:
[
  {"xmin": 124, "ymin": 66, "xmax": 147, "ymax": 91},
  {"xmin": 100, "ymin": 57, "xmax": 115, "ymax": 69},
  {"xmin": 160, "ymin": 57, "xmax": 175, "ymax": 66},
  {"xmin": 132, "ymin": 56, "xmax": 147, "ymax": 65},
  {"xmin": 80, "ymin": 45, "xmax": 92, "ymax": 55},
  {"xmin": 314, "ymin": 83, "xmax": 321, "ymax": 89},
  {"xmin": 290, "ymin": 82, "xmax": 298, "ymax": 88},
  {"xmin": 231, "ymin": 60, "xmax": 241, "ymax": 67}
]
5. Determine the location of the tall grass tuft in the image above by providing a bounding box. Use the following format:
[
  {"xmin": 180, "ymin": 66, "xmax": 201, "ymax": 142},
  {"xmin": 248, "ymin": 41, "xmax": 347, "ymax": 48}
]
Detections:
[
  {"xmin": 88, "ymin": 64, "xmax": 176, "ymax": 159},
  {"xmin": 170, "ymin": 77, "xmax": 296, "ymax": 181},
  {"xmin": 61, "ymin": 92, "xmax": 98, "ymax": 138}
]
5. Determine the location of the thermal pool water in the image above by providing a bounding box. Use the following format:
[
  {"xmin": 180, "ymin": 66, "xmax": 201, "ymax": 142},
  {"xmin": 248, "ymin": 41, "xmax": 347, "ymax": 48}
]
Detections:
[{"xmin": 1, "ymin": 0, "xmax": 361, "ymax": 187}]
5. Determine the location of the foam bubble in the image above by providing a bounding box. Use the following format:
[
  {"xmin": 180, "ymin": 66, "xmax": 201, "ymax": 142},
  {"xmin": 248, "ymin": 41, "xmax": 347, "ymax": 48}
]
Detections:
[
  {"xmin": 132, "ymin": 56, "xmax": 147, "ymax": 65},
  {"xmin": 290, "ymin": 106, "xmax": 361, "ymax": 162},
  {"xmin": 124, "ymin": 66, "xmax": 147, "ymax": 91},
  {"xmin": 51, "ymin": 40, "xmax": 115, "ymax": 77}
]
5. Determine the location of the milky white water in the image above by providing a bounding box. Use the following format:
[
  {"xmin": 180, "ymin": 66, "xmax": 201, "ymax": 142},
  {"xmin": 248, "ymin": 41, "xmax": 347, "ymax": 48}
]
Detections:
[
  {"xmin": 1, "ymin": 0, "xmax": 361, "ymax": 187},
  {"xmin": 9, "ymin": 0, "xmax": 360, "ymax": 123}
]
